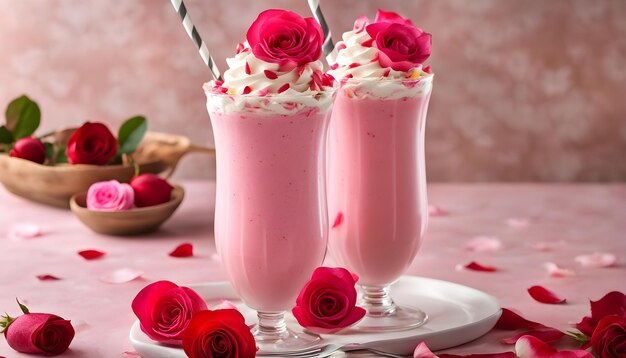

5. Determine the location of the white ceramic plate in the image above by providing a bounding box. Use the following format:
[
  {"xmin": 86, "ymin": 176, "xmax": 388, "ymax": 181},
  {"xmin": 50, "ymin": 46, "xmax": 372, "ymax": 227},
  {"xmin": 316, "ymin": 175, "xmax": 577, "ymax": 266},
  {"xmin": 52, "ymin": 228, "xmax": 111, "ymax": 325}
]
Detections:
[{"xmin": 130, "ymin": 276, "xmax": 501, "ymax": 357}]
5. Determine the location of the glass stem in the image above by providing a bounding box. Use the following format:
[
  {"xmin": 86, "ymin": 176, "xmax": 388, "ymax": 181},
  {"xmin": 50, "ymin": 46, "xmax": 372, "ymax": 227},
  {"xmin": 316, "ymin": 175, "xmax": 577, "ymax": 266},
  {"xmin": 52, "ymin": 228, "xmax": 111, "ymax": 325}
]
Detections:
[
  {"xmin": 256, "ymin": 311, "xmax": 288, "ymax": 342},
  {"xmin": 360, "ymin": 285, "xmax": 397, "ymax": 316}
]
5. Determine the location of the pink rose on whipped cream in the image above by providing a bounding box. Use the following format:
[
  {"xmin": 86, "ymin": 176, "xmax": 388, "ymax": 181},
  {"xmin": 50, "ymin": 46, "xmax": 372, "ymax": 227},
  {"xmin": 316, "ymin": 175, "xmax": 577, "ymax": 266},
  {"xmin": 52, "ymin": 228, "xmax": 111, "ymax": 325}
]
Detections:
[
  {"xmin": 366, "ymin": 10, "xmax": 432, "ymax": 71},
  {"xmin": 86, "ymin": 180, "xmax": 134, "ymax": 211},
  {"xmin": 247, "ymin": 9, "xmax": 323, "ymax": 68}
]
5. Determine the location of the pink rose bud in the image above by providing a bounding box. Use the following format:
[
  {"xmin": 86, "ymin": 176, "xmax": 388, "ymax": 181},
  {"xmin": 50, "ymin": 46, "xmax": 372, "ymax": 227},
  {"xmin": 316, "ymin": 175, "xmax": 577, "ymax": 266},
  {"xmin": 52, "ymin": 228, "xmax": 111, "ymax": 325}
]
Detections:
[
  {"xmin": 86, "ymin": 180, "xmax": 135, "ymax": 211},
  {"xmin": 130, "ymin": 174, "xmax": 173, "ymax": 208},
  {"xmin": 292, "ymin": 267, "xmax": 366, "ymax": 334},
  {"xmin": 9, "ymin": 137, "xmax": 47, "ymax": 164},
  {"xmin": 132, "ymin": 280, "xmax": 207, "ymax": 345}
]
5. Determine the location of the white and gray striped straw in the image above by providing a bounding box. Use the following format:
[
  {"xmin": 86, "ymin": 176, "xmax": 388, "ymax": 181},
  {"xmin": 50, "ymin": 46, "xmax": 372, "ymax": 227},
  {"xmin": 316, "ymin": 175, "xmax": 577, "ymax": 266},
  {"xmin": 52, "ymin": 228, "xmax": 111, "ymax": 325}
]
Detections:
[
  {"xmin": 307, "ymin": 0, "xmax": 337, "ymax": 64},
  {"xmin": 170, "ymin": 0, "xmax": 223, "ymax": 81}
]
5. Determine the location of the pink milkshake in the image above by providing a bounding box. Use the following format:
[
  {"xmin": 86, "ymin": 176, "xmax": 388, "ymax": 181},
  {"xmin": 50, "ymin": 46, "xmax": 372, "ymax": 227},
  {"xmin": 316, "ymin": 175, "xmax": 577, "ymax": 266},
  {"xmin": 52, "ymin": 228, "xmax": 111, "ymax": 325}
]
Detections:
[{"xmin": 327, "ymin": 9, "xmax": 434, "ymax": 331}]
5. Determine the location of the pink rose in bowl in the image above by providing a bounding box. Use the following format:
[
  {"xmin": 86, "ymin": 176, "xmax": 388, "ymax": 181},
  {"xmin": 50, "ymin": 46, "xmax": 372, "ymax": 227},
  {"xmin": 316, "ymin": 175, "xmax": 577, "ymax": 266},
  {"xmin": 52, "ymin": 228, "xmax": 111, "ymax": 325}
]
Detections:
[
  {"xmin": 292, "ymin": 267, "xmax": 366, "ymax": 334},
  {"xmin": 86, "ymin": 180, "xmax": 134, "ymax": 211},
  {"xmin": 246, "ymin": 9, "xmax": 323, "ymax": 68},
  {"xmin": 132, "ymin": 280, "xmax": 208, "ymax": 345}
]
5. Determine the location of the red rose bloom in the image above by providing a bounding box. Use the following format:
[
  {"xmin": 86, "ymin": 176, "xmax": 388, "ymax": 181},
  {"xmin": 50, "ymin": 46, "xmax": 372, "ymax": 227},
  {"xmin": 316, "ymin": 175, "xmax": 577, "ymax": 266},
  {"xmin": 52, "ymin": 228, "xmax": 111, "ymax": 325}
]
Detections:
[
  {"xmin": 591, "ymin": 315, "xmax": 626, "ymax": 358},
  {"xmin": 132, "ymin": 280, "xmax": 207, "ymax": 345},
  {"xmin": 182, "ymin": 309, "xmax": 256, "ymax": 358},
  {"xmin": 9, "ymin": 136, "xmax": 47, "ymax": 164},
  {"xmin": 130, "ymin": 174, "xmax": 174, "ymax": 207},
  {"xmin": 576, "ymin": 291, "xmax": 626, "ymax": 337},
  {"xmin": 246, "ymin": 9, "xmax": 323, "ymax": 67},
  {"xmin": 66, "ymin": 122, "xmax": 117, "ymax": 165},
  {"xmin": 3, "ymin": 313, "xmax": 75, "ymax": 356},
  {"xmin": 366, "ymin": 21, "xmax": 432, "ymax": 72},
  {"xmin": 292, "ymin": 267, "xmax": 366, "ymax": 334}
]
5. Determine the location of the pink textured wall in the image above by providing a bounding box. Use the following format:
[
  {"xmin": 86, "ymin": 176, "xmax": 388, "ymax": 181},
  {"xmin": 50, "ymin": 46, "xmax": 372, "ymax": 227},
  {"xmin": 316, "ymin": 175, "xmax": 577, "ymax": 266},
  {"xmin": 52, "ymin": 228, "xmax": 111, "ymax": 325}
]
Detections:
[{"xmin": 1, "ymin": 0, "xmax": 625, "ymax": 181}]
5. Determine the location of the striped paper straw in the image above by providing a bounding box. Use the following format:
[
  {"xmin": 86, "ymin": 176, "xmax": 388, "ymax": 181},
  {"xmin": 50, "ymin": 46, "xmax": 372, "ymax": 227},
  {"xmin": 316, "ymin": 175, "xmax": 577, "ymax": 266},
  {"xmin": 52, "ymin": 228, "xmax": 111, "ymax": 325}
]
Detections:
[
  {"xmin": 307, "ymin": 0, "xmax": 337, "ymax": 64},
  {"xmin": 170, "ymin": 0, "xmax": 223, "ymax": 81}
]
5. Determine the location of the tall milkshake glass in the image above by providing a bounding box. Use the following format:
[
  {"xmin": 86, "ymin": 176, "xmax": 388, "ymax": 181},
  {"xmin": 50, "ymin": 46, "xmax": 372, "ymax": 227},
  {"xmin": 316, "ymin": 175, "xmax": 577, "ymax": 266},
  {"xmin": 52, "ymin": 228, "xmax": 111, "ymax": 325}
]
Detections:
[
  {"xmin": 206, "ymin": 90, "xmax": 335, "ymax": 352},
  {"xmin": 327, "ymin": 75, "xmax": 434, "ymax": 331}
]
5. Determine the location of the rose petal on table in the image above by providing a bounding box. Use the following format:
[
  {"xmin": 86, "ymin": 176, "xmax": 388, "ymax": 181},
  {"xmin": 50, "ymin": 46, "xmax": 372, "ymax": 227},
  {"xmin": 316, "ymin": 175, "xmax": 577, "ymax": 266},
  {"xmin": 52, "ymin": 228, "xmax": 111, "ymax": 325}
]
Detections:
[
  {"xmin": 544, "ymin": 262, "xmax": 575, "ymax": 277},
  {"xmin": 121, "ymin": 351, "xmax": 141, "ymax": 357},
  {"xmin": 37, "ymin": 274, "xmax": 61, "ymax": 281},
  {"xmin": 211, "ymin": 299, "xmax": 238, "ymax": 311},
  {"xmin": 413, "ymin": 342, "xmax": 439, "ymax": 358},
  {"xmin": 168, "ymin": 243, "xmax": 193, "ymax": 258},
  {"xmin": 515, "ymin": 335, "xmax": 592, "ymax": 358},
  {"xmin": 495, "ymin": 308, "xmax": 545, "ymax": 330},
  {"xmin": 429, "ymin": 205, "xmax": 448, "ymax": 217},
  {"xmin": 507, "ymin": 218, "xmax": 529, "ymax": 228},
  {"xmin": 501, "ymin": 327, "xmax": 565, "ymax": 345},
  {"xmin": 527, "ymin": 286, "xmax": 566, "ymax": 304},
  {"xmin": 529, "ymin": 241, "xmax": 564, "ymax": 251},
  {"xmin": 332, "ymin": 212, "xmax": 344, "ymax": 228},
  {"xmin": 439, "ymin": 353, "xmax": 517, "ymax": 358},
  {"xmin": 574, "ymin": 252, "xmax": 618, "ymax": 268},
  {"xmin": 99, "ymin": 268, "xmax": 143, "ymax": 284},
  {"xmin": 465, "ymin": 236, "xmax": 502, "ymax": 252},
  {"xmin": 456, "ymin": 261, "xmax": 498, "ymax": 272},
  {"xmin": 8, "ymin": 223, "xmax": 43, "ymax": 240},
  {"xmin": 78, "ymin": 249, "xmax": 106, "ymax": 260}
]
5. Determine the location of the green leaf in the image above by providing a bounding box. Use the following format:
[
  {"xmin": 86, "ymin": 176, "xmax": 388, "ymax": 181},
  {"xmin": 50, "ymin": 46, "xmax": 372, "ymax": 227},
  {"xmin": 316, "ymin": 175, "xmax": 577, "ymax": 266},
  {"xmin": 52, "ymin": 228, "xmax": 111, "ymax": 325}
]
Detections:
[
  {"xmin": 44, "ymin": 142, "xmax": 54, "ymax": 161},
  {"xmin": 16, "ymin": 298, "xmax": 29, "ymax": 314},
  {"xmin": 117, "ymin": 116, "xmax": 147, "ymax": 155},
  {"xmin": 56, "ymin": 145, "xmax": 68, "ymax": 164},
  {"xmin": 5, "ymin": 95, "xmax": 41, "ymax": 139},
  {"xmin": 0, "ymin": 125, "xmax": 13, "ymax": 144}
]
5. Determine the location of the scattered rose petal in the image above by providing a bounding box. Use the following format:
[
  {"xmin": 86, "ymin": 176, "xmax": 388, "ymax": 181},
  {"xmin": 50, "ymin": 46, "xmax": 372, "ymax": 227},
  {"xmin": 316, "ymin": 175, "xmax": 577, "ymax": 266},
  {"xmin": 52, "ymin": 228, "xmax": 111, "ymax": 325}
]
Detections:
[
  {"xmin": 37, "ymin": 274, "xmax": 61, "ymax": 281},
  {"xmin": 99, "ymin": 268, "xmax": 143, "ymax": 284},
  {"xmin": 515, "ymin": 335, "xmax": 593, "ymax": 358},
  {"xmin": 574, "ymin": 252, "xmax": 618, "ymax": 268},
  {"xmin": 507, "ymin": 218, "xmax": 529, "ymax": 228},
  {"xmin": 457, "ymin": 261, "xmax": 497, "ymax": 272},
  {"xmin": 529, "ymin": 241, "xmax": 564, "ymax": 251},
  {"xmin": 465, "ymin": 236, "xmax": 503, "ymax": 252},
  {"xmin": 8, "ymin": 223, "xmax": 43, "ymax": 240},
  {"xmin": 501, "ymin": 327, "xmax": 565, "ymax": 345},
  {"xmin": 78, "ymin": 249, "xmax": 106, "ymax": 260},
  {"xmin": 439, "ymin": 353, "xmax": 516, "ymax": 358},
  {"xmin": 332, "ymin": 212, "xmax": 344, "ymax": 229},
  {"xmin": 211, "ymin": 299, "xmax": 238, "ymax": 311},
  {"xmin": 429, "ymin": 205, "xmax": 447, "ymax": 217},
  {"xmin": 496, "ymin": 308, "xmax": 545, "ymax": 330},
  {"xmin": 545, "ymin": 262, "xmax": 575, "ymax": 277},
  {"xmin": 168, "ymin": 243, "xmax": 193, "ymax": 258},
  {"xmin": 121, "ymin": 351, "xmax": 141, "ymax": 357},
  {"xmin": 414, "ymin": 342, "xmax": 438, "ymax": 358},
  {"xmin": 527, "ymin": 286, "xmax": 566, "ymax": 304}
]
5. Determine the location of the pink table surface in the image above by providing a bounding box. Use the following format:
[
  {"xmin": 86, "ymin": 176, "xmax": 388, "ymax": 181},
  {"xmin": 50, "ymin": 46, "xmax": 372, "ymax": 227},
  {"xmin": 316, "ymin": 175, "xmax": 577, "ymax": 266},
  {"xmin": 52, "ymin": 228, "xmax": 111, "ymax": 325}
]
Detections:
[{"xmin": 1, "ymin": 182, "xmax": 625, "ymax": 358}]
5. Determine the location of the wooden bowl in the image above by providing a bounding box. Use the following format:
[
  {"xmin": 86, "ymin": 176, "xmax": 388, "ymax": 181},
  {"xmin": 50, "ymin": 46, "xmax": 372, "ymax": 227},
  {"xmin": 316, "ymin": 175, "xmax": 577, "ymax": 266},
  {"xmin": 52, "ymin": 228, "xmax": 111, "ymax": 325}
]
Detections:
[
  {"xmin": 70, "ymin": 185, "xmax": 184, "ymax": 236},
  {"xmin": 0, "ymin": 131, "xmax": 213, "ymax": 208}
]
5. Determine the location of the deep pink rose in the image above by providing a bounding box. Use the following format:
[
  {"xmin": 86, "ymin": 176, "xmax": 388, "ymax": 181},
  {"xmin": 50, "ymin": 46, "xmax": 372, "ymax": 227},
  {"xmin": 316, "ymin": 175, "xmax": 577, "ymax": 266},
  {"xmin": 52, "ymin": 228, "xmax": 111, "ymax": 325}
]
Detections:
[
  {"xmin": 9, "ymin": 136, "xmax": 47, "ymax": 164},
  {"xmin": 132, "ymin": 280, "xmax": 207, "ymax": 345},
  {"xmin": 2, "ymin": 313, "xmax": 75, "ymax": 356},
  {"xmin": 182, "ymin": 309, "xmax": 256, "ymax": 358},
  {"xmin": 366, "ymin": 21, "xmax": 432, "ymax": 71},
  {"xmin": 591, "ymin": 315, "xmax": 626, "ymax": 358},
  {"xmin": 292, "ymin": 267, "xmax": 366, "ymax": 334},
  {"xmin": 246, "ymin": 9, "xmax": 323, "ymax": 67},
  {"xmin": 87, "ymin": 180, "xmax": 135, "ymax": 211},
  {"xmin": 374, "ymin": 9, "xmax": 413, "ymax": 25},
  {"xmin": 130, "ymin": 174, "xmax": 174, "ymax": 208},
  {"xmin": 575, "ymin": 291, "xmax": 626, "ymax": 337},
  {"xmin": 66, "ymin": 122, "xmax": 117, "ymax": 165}
]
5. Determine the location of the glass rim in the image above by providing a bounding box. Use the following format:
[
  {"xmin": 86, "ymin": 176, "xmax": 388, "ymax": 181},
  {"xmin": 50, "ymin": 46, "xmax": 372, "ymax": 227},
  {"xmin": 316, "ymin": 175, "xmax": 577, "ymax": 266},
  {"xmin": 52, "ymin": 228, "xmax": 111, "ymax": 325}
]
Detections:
[{"xmin": 203, "ymin": 85, "xmax": 337, "ymax": 99}]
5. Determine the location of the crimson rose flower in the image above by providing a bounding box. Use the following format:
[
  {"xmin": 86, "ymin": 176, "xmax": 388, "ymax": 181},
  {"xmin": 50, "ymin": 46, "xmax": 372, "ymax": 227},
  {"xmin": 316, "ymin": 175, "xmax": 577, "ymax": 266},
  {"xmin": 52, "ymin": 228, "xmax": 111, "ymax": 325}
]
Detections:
[
  {"xmin": 590, "ymin": 315, "xmax": 626, "ymax": 358},
  {"xmin": 576, "ymin": 291, "xmax": 626, "ymax": 337},
  {"xmin": 131, "ymin": 174, "xmax": 174, "ymax": 207},
  {"xmin": 292, "ymin": 267, "xmax": 366, "ymax": 334},
  {"xmin": 132, "ymin": 280, "xmax": 207, "ymax": 345},
  {"xmin": 1, "ymin": 301, "xmax": 75, "ymax": 356},
  {"xmin": 9, "ymin": 136, "xmax": 47, "ymax": 164},
  {"xmin": 246, "ymin": 9, "xmax": 323, "ymax": 67},
  {"xmin": 365, "ymin": 10, "xmax": 432, "ymax": 71},
  {"xmin": 182, "ymin": 309, "xmax": 256, "ymax": 358},
  {"xmin": 67, "ymin": 122, "xmax": 117, "ymax": 165}
]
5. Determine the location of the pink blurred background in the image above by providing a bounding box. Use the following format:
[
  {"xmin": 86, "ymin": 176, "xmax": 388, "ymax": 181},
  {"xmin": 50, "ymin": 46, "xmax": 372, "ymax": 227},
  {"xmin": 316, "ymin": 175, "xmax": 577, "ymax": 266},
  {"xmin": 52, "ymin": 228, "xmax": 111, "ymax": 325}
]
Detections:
[{"xmin": 1, "ymin": 0, "xmax": 625, "ymax": 181}]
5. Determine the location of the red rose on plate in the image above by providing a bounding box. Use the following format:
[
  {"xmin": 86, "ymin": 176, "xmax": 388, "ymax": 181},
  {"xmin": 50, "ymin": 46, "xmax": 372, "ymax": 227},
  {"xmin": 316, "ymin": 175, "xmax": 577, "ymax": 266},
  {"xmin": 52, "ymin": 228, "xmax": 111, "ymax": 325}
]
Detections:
[
  {"xmin": 132, "ymin": 280, "xmax": 207, "ymax": 345},
  {"xmin": 246, "ymin": 9, "xmax": 323, "ymax": 67},
  {"xmin": 182, "ymin": 309, "xmax": 256, "ymax": 358},
  {"xmin": 590, "ymin": 315, "xmax": 626, "ymax": 358},
  {"xmin": 1, "ymin": 301, "xmax": 75, "ymax": 356},
  {"xmin": 67, "ymin": 122, "xmax": 117, "ymax": 165},
  {"xmin": 9, "ymin": 136, "xmax": 47, "ymax": 164},
  {"xmin": 292, "ymin": 267, "xmax": 366, "ymax": 334},
  {"xmin": 131, "ymin": 174, "xmax": 174, "ymax": 207}
]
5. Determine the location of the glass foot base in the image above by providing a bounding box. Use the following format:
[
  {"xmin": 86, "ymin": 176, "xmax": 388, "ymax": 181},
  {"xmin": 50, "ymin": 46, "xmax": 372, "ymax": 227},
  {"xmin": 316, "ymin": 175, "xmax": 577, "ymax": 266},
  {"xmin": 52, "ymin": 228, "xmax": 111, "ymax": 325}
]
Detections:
[
  {"xmin": 253, "ymin": 326, "xmax": 321, "ymax": 355},
  {"xmin": 354, "ymin": 305, "xmax": 428, "ymax": 332}
]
